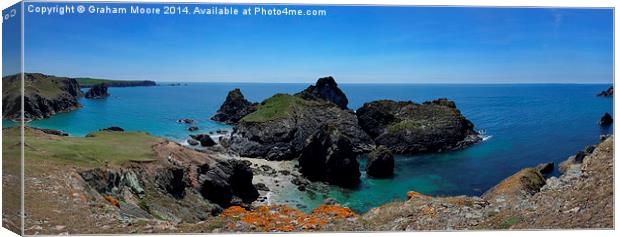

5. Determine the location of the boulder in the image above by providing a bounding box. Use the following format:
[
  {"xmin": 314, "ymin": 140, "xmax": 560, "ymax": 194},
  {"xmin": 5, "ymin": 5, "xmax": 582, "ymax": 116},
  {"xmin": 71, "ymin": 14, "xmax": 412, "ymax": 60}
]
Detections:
[
  {"xmin": 600, "ymin": 113, "xmax": 613, "ymax": 126},
  {"xmin": 254, "ymin": 183, "xmax": 270, "ymax": 191},
  {"xmin": 356, "ymin": 98, "xmax": 481, "ymax": 154},
  {"xmin": 365, "ymin": 145, "xmax": 395, "ymax": 178},
  {"xmin": 190, "ymin": 134, "xmax": 216, "ymax": 147},
  {"xmin": 597, "ymin": 86, "xmax": 613, "ymax": 97},
  {"xmin": 298, "ymin": 125, "xmax": 361, "ymax": 187},
  {"xmin": 84, "ymin": 83, "xmax": 110, "ymax": 99},
  {"xmin": 188, "ymin": 126, "xmax": 199, "ymax": 132},
  {"xmin": 482, "ymin": 168, "xmax": 545, "ymax": 201},
  {"xmin": 229, "ymin": 93, "xmax": 373, "ymax": 160},
  {"xmin": 535, "ymin": 162, "xmax": 554, "ymax": 175},
  {"xmin": 211, "ymin": 89, "xmax": 258, "ymax": 124},
  {"xmin": 324, "ymin": 198, "xmax": 338, "ymax": 205},
  {"xmin": 187, "ymin": 139, "xmax": 199, "ymax": 146},
  {"xmin": 295, "ymin": 76, "xmax": 349, "ymax": 109},
  {"xmin": 198, "ymin": 159, "xmax": 259, "ymax": 207},
  {"xmin": 176, "ymin": 119, "xmax": 195, "ymax": 124},
  {"xmin": 559, "ymin": 151, "xmax": 587, "ymax": 173}
]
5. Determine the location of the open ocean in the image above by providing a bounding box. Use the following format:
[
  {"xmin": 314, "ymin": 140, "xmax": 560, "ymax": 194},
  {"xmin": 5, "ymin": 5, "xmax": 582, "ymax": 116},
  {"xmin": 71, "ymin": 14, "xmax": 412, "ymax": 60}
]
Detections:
[{"xmin": 3, "ymin": 83, "xmax": 613, "ymax": 213}]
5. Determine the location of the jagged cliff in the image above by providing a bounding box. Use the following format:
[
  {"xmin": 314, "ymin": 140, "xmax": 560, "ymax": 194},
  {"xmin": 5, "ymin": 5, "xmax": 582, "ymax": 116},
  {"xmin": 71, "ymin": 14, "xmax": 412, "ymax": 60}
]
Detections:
[{"xmin": 2, "ymin": 73, "xmax": 82, "ymax": 121}]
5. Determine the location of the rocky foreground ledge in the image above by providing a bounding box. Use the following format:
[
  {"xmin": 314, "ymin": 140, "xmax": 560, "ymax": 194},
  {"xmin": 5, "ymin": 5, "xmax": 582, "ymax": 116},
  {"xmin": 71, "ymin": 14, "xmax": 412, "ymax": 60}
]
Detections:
[{"xmin": 4, "ymin": 128, "xmax": 612, "ymax": 234}]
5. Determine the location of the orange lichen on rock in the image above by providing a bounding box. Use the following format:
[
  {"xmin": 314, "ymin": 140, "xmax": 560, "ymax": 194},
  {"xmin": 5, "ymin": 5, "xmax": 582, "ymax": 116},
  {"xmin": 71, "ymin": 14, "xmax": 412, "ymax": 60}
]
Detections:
[
  {"xmin": 311, "ymin": 205, "xmax": 357, "ymax": 219},
  {"xmin": 220, "ymin": 204, "xmax": 358, "ymax": 232},
  {"xmin": 406, "ymin": 191, "xmax": 429, "ymax": 200},
  {"xmin": 103, "ymin": 195, "xmax": 120, "ymax": 208},
  {"xmin": 221, "ymin": 205, "xmax": 248, "ymax": 218},
  {"xmin": 420, "ymin": 205, "xmax": 436, "ymax": 216}
]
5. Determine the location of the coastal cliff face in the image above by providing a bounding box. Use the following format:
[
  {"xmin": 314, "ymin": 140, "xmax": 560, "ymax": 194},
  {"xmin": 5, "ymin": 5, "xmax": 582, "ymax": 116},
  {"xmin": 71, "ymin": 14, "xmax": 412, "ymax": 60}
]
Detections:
[
  {"xmin": 76, "ymin": 78, "xmax": 157, "ymax": 88},
  {"xmin": 357, "ymin": 98, "xmax": 481, "ymax": 154},
  {"xmin": 8, "ymin": 127, "xmax": 260, "ymax": 234},
  {"xmin": 2, "ymin": 73, "xmax": 82, "ymax": 121}
]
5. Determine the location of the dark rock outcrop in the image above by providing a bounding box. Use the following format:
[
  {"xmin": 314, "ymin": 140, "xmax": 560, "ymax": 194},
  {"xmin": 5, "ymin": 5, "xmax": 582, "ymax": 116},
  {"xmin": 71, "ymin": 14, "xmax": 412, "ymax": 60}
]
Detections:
[
  {"xmin": 365, "ymin": 145, "xmax": 395, "ymax": 178},
  {"xmin": 3, "ymin": 73, "xmax": 82, "ymax": 121},
  {"xmin": 100, "ymin": 126, "xmax": 124, "ymax": 132},
  {"xmin": 298, "ymin": 125, "xmax": 361, "ymax": 187},
  {"xmin": 187, "ymin": 139, "xmax": 199, "ymax": 146},
  {"xmin": 229, "ymin": 94, "xmax": 374, "ymax": 160},
  {"xmin": 177, "ymin": 119, "xmax": 195, "ymax": 124},
  {"xmin": 188, "ymin": 126, "xmax": 199, "ymax": 132},
  {"xmin": 356, "ymin": 98, "xmax": 481, "ymax": 154},
  {"xmin": 211, "ymin": 89, "xmax": 258, "ymax": 124},
  {"xmin": 198, "ymin": 159, "xmax": 259, "ymax": 207},
  {"xmin": 600, "ymin": 112, "xmax": 613, "ymax": 126},
  {"xmin": 535, "ymin": 162, "xmax": 554, "ymax": 175},
  {"xmin": 155, "ymin": 167, "xmax": 188, "ymax": 199},
  {"xmin": 31, "ymin": 127, "xmax": 69, "ymax": 136},
  {"xmin": 190, "ymin": 134, "xmax": 216, "ymax": 147},
  {"xmin": 295, "ymin": 76, "xmax": 349, "ymax": 109},
  {"xmin": 79, "ymin": 168, "xmax": 144, "ymax": 199},
  {"xmin": 597, "ymin": 86, "xmax": 613, "ymax": 97},
  {"xmin": 482, "ymin": 167, "xmax": 546, "ymax": 201},
  {"xmin": 84, "ymin": 83, "xmax": 110, "ymax": 99}
]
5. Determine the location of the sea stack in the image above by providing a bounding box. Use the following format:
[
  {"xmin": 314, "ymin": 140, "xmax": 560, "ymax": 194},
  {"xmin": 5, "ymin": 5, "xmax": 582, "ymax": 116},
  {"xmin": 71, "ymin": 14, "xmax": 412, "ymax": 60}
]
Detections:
[
  {"xmin": 597, "ymin": 86, "xmax": 613, "ymax": 97},
  {"xmin": 84, "ymin": 83, "xmax": 110, "ymax": 99},
  {"xmin": 298, "ymin": 125, "xmax": 361, "ymax": 187},
  {"xmin": 365, "ymin": 145, "xmax": 395, "ymax": 178},
  {"xmin": 211, "ymin": 88, "xmax": 257, "ymax": 124},
  {"xmin": 600, "ymin": 113, "xmax": 613, "ymax": 126}
]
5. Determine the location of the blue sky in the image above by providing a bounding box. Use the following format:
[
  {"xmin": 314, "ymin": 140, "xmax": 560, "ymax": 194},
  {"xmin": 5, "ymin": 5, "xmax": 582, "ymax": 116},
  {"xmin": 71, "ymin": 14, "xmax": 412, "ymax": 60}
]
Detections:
[{"xmin": 9, "ymin": 3, "xmax": 615, "ymax": 83}]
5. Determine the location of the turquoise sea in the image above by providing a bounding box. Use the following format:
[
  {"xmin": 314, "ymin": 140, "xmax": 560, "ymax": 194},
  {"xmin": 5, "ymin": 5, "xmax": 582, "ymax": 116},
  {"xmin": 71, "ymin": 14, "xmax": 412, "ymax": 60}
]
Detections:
[{"xmin": 3, "ymin": 83, "xmax": 613, "ymax": 213}]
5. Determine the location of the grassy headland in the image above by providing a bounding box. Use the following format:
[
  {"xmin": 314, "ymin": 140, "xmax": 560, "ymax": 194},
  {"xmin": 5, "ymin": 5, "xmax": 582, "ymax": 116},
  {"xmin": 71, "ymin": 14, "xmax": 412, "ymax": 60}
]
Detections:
[{"xmin": 74, "ymin": 77, "xmax": 157, "ymax": 88}]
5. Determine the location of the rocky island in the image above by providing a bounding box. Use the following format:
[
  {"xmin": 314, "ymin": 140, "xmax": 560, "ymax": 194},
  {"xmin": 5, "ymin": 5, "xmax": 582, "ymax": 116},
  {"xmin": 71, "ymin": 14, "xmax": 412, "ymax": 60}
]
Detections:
[
  {"xmin": 597, "ymin": 86, "xmax": 613, "ymax": 97},
  {"xmin": 357, "ymin": 98, "xmax": 481, "ymax": 154},
  {"xmin": 210, "ymin": 77, "xmax": 481, "ymax": 187}
]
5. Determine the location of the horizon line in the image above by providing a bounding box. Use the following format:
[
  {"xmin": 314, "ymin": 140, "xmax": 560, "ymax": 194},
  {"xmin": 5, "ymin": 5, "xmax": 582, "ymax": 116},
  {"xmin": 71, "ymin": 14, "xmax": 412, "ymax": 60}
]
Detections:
[{"xmin": 4, "ymin": 72, "xmax": 613, "ymax": 85}]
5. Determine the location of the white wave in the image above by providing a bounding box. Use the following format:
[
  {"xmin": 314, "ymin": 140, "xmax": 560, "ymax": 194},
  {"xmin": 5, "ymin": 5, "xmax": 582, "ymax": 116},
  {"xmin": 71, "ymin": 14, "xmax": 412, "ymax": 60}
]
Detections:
[{"xmin": 477, "ymin": 129, "xmax": 493, "ymax": 141}]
